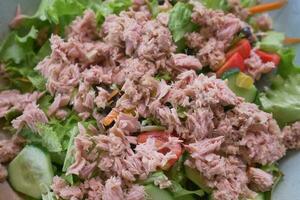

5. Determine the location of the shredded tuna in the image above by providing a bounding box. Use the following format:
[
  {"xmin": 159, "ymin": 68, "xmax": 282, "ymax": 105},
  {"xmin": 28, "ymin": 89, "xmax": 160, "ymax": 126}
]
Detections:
[
  {"xmin": 0, "ymin": 135, "xmax": 24, "ymax": 164},
  {"xmin": 48, "ymin": 94, "xmax": 70, "ymax": 116},
  {"xmin": 125, "ymin": 185, "xmax": 145, "ymax": 200},
  {"xmin": 282, "ymin": 122, "xmax": 300, "ymax": 149},
  {"xmin": 248, "ymin": 167, "xmax": 274, "ymax": 192},
  {"xmin": 254, "ymin": 14, "xmax": 273, "ymax": 31},
  {"xmin": 0, "ymin": 90, "xmax": 41, "ymax": 118},
  {"xmin": 172, "ymin": 53, "xmax": 202, "ymax": 70},
  {"xmin": 67, "ymin": 10, "xmax": 98, "ymax": 42},
  {"xmin": 52, "ymin": 176, "xmax": 84, "ymax": 200},
  {"xmin": 245, "ymin": 50, "xmax": 276, "ymax": 80},
  {"xmin": 227, "ymin": 0, "xmax": 250, "ymax": 20},
  {"xmin": 102, "ymin": 177, "xmax": 124, "ymax": 200},
  {"xmin": 0, "ymin": 164, "xmax": 7, "ymax": 182},
  {"xmin": 11, "ymin": 103, "xmax": 48, "ymax": 132}
]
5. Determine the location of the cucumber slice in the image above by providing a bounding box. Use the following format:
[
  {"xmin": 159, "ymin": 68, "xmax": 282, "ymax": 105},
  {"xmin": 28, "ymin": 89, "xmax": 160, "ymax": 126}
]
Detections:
[
  {"xmin": 8, "ymin": 145, "xmax": 54, "ymax": 199},
  {"xmin": 221, "ymin": 68, "xmax": 240, "ymax": 80},
  {"xmin": 184, "ymin": 165, "xmax": 211, "ymax": 193},
  {"xmin": 247, "ymin": 193, "xmax": 265, "ymax": 200},
  {"xmin": 226, "ymin": 73, "xmax": 257, "ymax": 102},
  {"xmin": 144, "ymin": 184, "xmax": 174, "ymax": 200}
]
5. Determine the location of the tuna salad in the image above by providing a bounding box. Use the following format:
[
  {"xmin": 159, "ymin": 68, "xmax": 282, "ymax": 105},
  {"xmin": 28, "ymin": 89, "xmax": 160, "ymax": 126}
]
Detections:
[{"xmin": 0, "ymin": 0, "xmax": 300, "ymax": 200}]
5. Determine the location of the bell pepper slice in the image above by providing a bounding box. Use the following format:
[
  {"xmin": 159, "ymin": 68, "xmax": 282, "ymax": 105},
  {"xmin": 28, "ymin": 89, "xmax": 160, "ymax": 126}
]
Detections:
[
  {"xmin": 255, "ymin": 50, "xmax": 281, "ymax": 65},
  {"xmin": 226, "ymin": 39, "xmax": 252, "ymax": 59},
  {"xmin": 216, "ymin": 52, "xmax": 245, "ymax": 78}
]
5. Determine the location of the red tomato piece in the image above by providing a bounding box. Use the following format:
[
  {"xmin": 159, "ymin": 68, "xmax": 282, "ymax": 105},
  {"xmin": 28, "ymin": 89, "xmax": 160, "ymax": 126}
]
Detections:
[
  {"xmin": 216, "ymin": 52, "xmax": 245, "ymax": 78},
  {"xmin": 226, "ymin": 39, "xmax": 252, "ymax": 59},
  {"xmin": 137, "ymin": 131, "xmax": 182, "ymax": 170},
  {"xmin": 255, "ymin": 50, "xmax": 281, "ymax": 66}
]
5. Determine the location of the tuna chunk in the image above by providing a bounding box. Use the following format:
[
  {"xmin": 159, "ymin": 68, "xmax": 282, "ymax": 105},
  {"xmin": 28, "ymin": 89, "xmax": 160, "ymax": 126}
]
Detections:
[
  {"xmin": 67, "ymin": 10, "xmax": 97, "ymax": 42},
  {"xmin": 0, "ymin": 90, "xmax": 41, "ymax": 118},
  {"xmin": 102, "ymin": 177, "xmax": 124, "ymax": 200},
  {"xmin": 282, "ymin": 121, "xmax": 300, "ymax": 149},
  {"xmin": 248, "ymin": 167, "xmax": 274, "ymax": 192},
  {"xmin": 172, "ymin": 53, "xmax": 202, "ymax": 70},
  {"xmin": 245, "ymin": 50, "xmax": 275, "ymax": 80},
  {"xmin": 11, "ymin": 103, "xmax": 48, "ymax": 132},
  {"xmin": 0, "ymin": 135, "xmax": 24, "ymax": 163}
]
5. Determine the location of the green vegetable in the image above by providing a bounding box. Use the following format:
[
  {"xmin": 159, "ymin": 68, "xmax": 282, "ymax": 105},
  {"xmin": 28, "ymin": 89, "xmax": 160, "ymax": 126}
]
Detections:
[
  {"xmin": 259, "ymin": 74, "xmax": 300, "ymax": 126},
  {"xmin": 221, "ymin": 68, "xmax": 240, "ymax": 80},
  {"xmin": 258, "ymin": 31, "xmax": 285, "ymax": 53},
  {"xmin": 277, "ymin": 48, "xmax": 300, "ymax": 78},
  {"xmin": 184, "ymin": 165, "xmax": 211, "ymax": 193},
  {"xmin": 147, "ymin": 0, "xmax": 160, "ymax": 18},
  {"xmin": 168, "ymin": 2, "xmax": 198, "ymax": 51},
  {"xmin": 177, "ymin": 106, "xmax": 188, "ymax": 119},
  {"xmin": 62, "ymin": 126, "xmax": 79, "ymax": 172},
  {"xmin": 200, "ymin": 0, "xmax": 229, "ymax": 10},
  {"xmin": 8, "ymin": 145, "xmax": 54, "ymax": 199},
  {"xmin": 0, "ymin": 26, "xmax": 37, "ymax": 64},
  {"xmin": 261, "ymin": 164, "xmax": 282, "ymax": 200},
  {"xmin": 226, "ymin": 72, "xmax": 258, "ymax": 102},
  {"xmin": 42, "ymin": 191, "xmax": 57, "ymax": 200},
  {"xmin": 240, "ymin": 0, "xmax": 258, "ymax": 7},
  {"xmin": 169, "ymin": 181, "xmax": 204, "ymax": 198},
  {"xmin": 144, "ymin": 184, "xmax": 174, "ymax": 200}
]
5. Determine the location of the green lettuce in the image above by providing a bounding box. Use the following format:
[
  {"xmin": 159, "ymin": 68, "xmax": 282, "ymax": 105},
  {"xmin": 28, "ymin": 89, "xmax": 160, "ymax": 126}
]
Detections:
[
  {"xmin": 200, "ymin": 0, "xmax": 229, "ymax": 10},
  {"xmin": 168, "ymin": 2, "xmax": 198, "ymax": 51},
  {"xmin": 259, "ymin": 73, "xmax": 300, "ymax": 126},
  {"xmin": 277, "ymin": 48, "xmax": 300, "ymax": 78},
  {"xmin": 258, "ymin": 31, "xmax": 285, "ymax": 53}
]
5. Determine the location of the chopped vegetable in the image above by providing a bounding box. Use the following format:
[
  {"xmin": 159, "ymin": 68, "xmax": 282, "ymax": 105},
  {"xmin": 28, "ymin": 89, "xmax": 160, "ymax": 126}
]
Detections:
[
  {"xmin": 258, "ymin": 31, "xmax": 285, "ymax": 53},
  {"xmin": 101, "ymin": 109, "xmax": 119, "ymax": 126},
  {"xmin": 248, "ymin": 0, "xmax": 288, "ymax": 14},
  {"xmin": 8, "ymin": 145, "xmax": 54, "ymax": 199},
  {"xmin": 235, "ymin": 72, "xmax": 254, "ymax": 89},
  {"xmin": 277, "ymin": 48, "xmax": 300, "ymax": 78},
  {"xmin": 140, "ymin": 125, "xmax": 166, "ymax": 132},
  {"xmin": 226, "ymin": 39, "xmax": 252, "ymax": 59},
  {"xmin": 221, "ymin": 68, "xmax": 240, "ymax": 80},
  {"xmin": 144, "ymin": 184, "xmax": 174, "ymax": 200},
  {"xmin": 283, "ymin": 37, "xmax": 300, "ymax": 45},
  {"xmin": 255, "ymin": 50, "xmax": 281, "ymax": 65},
  {"xmin": 184, "ymin": 165, "xmax": 211, "ymax": 193},
  {"xmin": 216, "ymin": 52, "xmax": 245, "ymax": 77},
  {"xmin": 227, "ymin": 72, "xmax": 258, "ymax": 102},
  {"xmin": 259, "ymin": 74, "xmax": 300, "ymax": 126}
]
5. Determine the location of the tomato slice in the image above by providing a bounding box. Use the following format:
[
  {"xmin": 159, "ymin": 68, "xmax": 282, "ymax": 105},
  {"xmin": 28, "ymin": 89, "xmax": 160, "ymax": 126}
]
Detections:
[
  {"xmin": 226, "ymin": 39, "xmax": 251, "ymax": 59},
  {"xmin": 137, "ymin": 131, "xmax": 182, "ymax": 170},
  {"xmin": 255, "ymin": 50, "xmax": 281, "ymax": 66},
  {"xmin": 216, "ymin": 52, "xmax": 245, "ymax": 78}
]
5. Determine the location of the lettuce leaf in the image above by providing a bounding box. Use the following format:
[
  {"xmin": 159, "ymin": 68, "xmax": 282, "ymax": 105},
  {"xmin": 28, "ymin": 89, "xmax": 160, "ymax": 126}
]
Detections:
[
  {"xmin": 200, "ymin": 0, "xmax": 229, "ymax": 10},
  {"xmin": 259, "ymin": 74, "xmax": 300, "ymax": 126},
  {"xmin": 0, "ymin": 26, "xmax": 37, "ymax": 64},
  {"xmin": 258, "ymin": 31, "xmax": 285, "ymax": 53},
  {"xmin": 168, "ymin": 2, "xmax": 198, "ymax": 43},
  {"xmin": 62, "ymin": 126, "xmax": 79, "ymax": 172},
  {"xmin": 169, "ymin": 181, "xmax": 204, "ymax": 198},
  {"xmin": 277, "ymin": 48, "xmax": 300, "ymax": 78}
]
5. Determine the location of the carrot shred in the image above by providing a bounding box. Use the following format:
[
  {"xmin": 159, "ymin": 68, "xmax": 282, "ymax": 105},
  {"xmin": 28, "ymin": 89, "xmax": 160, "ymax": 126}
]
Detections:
[
  {"xmin": 101, "ymin": 109, "xmax": 119, "ymax": 126},
  {"xmin": 108, "ymin": 89, "xmax": 119, "ymax": 101},
  {"xmin": 248, "ymin": 0, "xmax": 288, "ymax": 14},
  {"xmin": 284, "ymin": 37, "xmax": 300, "ymax": 45}
]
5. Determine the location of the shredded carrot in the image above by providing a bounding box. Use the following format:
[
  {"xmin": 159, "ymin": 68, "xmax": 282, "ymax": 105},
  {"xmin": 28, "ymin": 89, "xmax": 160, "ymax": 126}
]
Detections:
[
  {"xmin": 284, "ymin": 37, "xmax": 300, "ymax": 45},
  {"xmin": 108, "ymin": 89, "xmax": 119, "ymax": 101},
  {"xmin": 248, "ymin": 0, "xmax": 288, "ymax": 14},
  {"xmin": 101, "ymin": 109, "xmax": 119, "ymax": 126}
]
